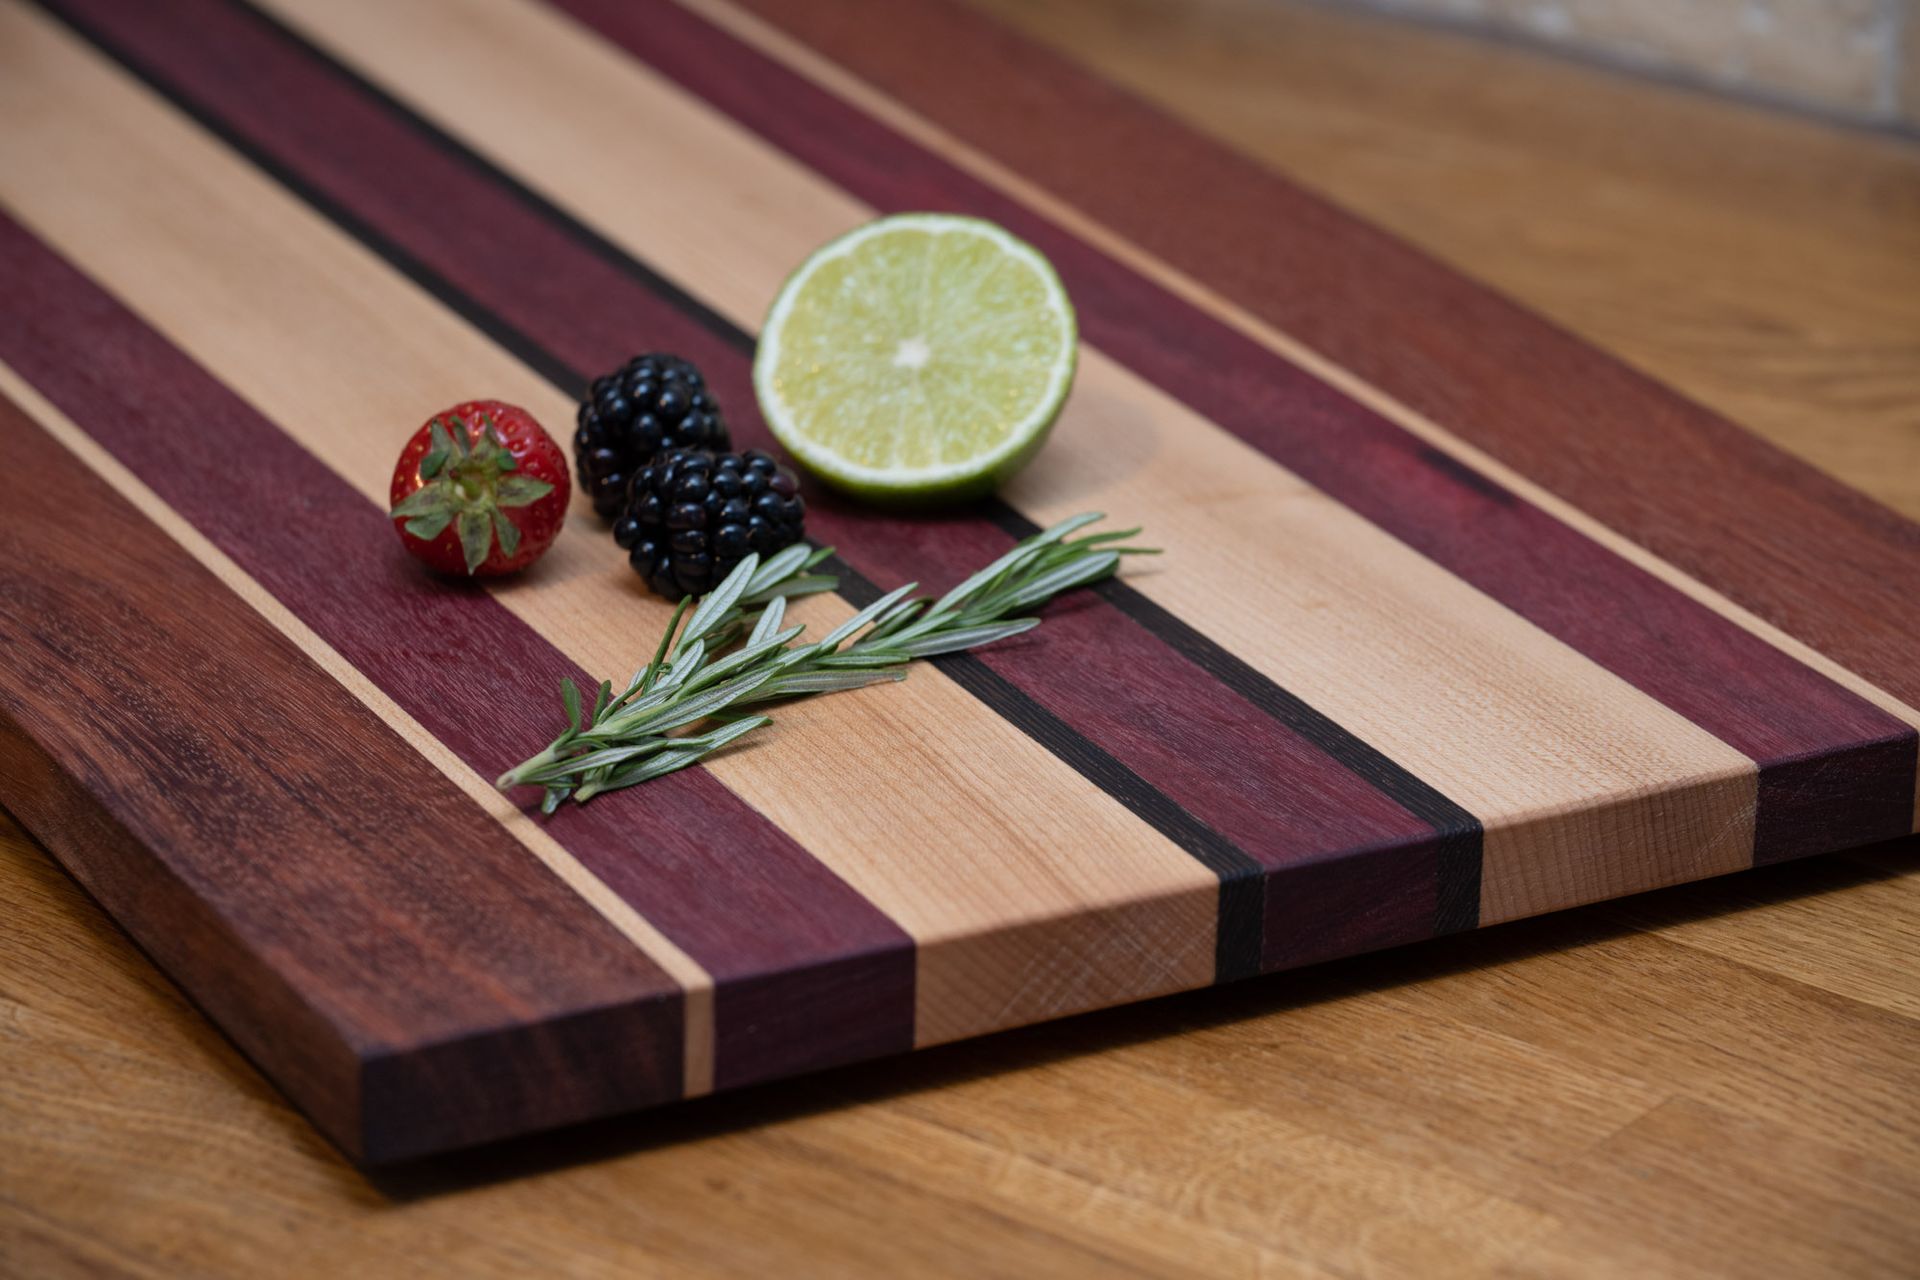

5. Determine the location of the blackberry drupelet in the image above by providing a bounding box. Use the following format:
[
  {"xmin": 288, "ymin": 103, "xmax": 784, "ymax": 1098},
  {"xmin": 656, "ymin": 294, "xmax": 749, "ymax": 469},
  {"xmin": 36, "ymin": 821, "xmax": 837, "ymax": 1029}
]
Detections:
[
  {"xmin": 575, "ymin": 353, "xmax": 731, "ymax": 519},
  {"xmin": 615, "ymin": 449, "xmax": 807, "ymax": 599}
]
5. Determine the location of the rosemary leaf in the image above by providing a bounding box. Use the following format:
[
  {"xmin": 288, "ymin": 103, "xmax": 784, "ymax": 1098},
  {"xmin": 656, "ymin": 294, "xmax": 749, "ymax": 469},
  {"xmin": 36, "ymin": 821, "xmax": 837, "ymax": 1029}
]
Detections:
[
  {"xmin": 889, "ymin": 618, "xmax": 1039, "ymax": 658},
  {"xmin": 525, "ymin": 738, "xmax": 676, "ymax": 780},
  {"xmin": 681, "ymin": 625, "xmax": 808, "ymax": 692},
  {"xmin": 655, "ymin": 639, "xmax": 706, "ymax": 692},
  {"xmin": 818, "ymin": 582, "xmax": 918, "ymax": 651},
  {"xmin": 681, "ymin": 552, "xmax": 760, "ymax": 647},
  {"xmin": 576, "ymin": 716, "xmax": 773, "ymax": 801},
  {"xmin": 590, "ymin": 679, "xmax": 685, "ymax": 735},
  {"xmin": 863, "ymin": 597, "xmax": 925, "ymax": 642},
  {"xmin": 926, "ymin": 541, "xmax": 1045, "ymax": 620},
  {"xmin": 985, "ymin": 550, "xmax": 1120, "ymax": 614},
  {"xmin": 498, "ymin": 513, "xmax": 1152, "ymax": 807},
  {"xmin": 633, "ymin": 667, "xmax": 781, "ymax": 735},
  {"xmin": 1063, "ymin": 526, "xmax": 1142, "ymax": 547},
  {"xmin": 755, "ymin": 668, "xmax": 909, "ymax": 698},
  {"xmin": 746, "ymin": 542, "xmax": 814, "ymax": 594},
  {"xmin": 639, "ymin": 595, "xmax": 694, "ymax": 695},
  {"xmin": 740, "ymin": 573, "xmax": 840, "ymax": 605},
  {"xmin": 808, "ymin": 650, "xmax": 914, "ymax": 670},
  {"xmin": 1032, "ymin": 511, "xmax": 1107, "ymax": 545},
  {"xmin": 749, "ymin": 595, "xmax": 788, "ymax": 647}
]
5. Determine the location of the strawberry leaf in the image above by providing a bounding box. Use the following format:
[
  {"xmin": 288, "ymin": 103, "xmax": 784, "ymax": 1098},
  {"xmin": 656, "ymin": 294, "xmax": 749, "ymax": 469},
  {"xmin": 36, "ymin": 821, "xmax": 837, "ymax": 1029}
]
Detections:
[
  {"xmin": 389, "ymin": 486, "xmax": 456, "ymax": 520},
  {"xmin": 456, "ymin": 508, "xmax": 493, "ymax": 574},
  {"xmin": 403, "ymin": 510, "xmax": 455, "ymax": 541},
  {"xmin": 421, "ymin": 419, "xmax": 455, "ymax": 478},
  {"xmin": 494, "ymin": 475, "xmax": 555, "ymax": 508},
  {"xmin": 490, "ymin": 507, "xmax": 522, "ymax": 558}
]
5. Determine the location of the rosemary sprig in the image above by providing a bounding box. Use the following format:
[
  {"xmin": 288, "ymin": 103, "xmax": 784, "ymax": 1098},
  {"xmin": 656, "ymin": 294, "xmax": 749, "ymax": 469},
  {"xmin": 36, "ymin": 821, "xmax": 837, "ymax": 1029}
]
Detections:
[{"xmin": 496, "ymin": 513, "xmax": 1156, "ymax": 809}]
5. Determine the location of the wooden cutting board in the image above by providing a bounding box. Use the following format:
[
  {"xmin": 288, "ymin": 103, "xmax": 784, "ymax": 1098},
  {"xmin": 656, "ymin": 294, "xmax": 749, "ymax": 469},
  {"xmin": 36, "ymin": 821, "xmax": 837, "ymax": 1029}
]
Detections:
[{"xmin": 2, "ymin": 0, "xmax": 1915, "ymax": 1165}]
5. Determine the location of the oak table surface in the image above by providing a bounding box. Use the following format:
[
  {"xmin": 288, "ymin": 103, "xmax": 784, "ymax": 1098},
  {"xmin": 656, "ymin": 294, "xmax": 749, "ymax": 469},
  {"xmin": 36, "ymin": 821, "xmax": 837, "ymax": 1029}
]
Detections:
[{"xmin": 4, "ymin": 0, "xmax": 1918, "ymax": 1275}]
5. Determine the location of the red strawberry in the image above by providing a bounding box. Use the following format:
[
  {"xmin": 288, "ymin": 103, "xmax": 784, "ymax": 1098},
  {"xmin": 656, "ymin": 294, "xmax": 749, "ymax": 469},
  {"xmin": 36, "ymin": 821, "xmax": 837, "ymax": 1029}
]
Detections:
[{"xmin": 388, "ymin": 400, "xmax": 570, "ymax": 576}]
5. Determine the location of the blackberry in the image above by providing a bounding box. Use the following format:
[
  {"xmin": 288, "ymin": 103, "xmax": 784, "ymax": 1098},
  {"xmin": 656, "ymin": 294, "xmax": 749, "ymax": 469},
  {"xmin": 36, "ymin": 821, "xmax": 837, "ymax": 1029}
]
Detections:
[
  {"xmin": 616, "ymin": 449, "xmax": 807, "ymax": 599},
  {"xmin": 574, "ymin": 353, "xmax": 731, "ymax": 519}
]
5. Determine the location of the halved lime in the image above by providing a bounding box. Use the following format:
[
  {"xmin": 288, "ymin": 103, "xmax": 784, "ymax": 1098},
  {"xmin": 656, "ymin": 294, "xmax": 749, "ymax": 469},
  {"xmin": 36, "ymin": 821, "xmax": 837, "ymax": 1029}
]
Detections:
[{"xmin": 753, "ymin": 213, "xmax": 1077, "ymax": 504}]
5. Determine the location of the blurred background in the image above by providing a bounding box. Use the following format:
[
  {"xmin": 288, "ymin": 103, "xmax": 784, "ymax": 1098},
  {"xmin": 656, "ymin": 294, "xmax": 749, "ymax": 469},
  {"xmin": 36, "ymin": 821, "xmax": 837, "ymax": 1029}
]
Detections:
[
  {"xmin": 1325, "ymin": 0, "xmax": 1918, "ymax": 128},
  {"xmin": 973, "ymin": 0, "xmax": 1920, "ymax": 520}
]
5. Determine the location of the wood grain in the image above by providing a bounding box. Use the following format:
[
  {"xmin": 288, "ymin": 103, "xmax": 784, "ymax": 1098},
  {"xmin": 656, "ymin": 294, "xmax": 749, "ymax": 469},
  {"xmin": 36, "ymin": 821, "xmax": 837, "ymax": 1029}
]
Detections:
[
  {"xmin": 568, "ymin": 0, "xmax": 1915, "ymax": 866},
  {"xmin": 0, "ymin": 392, "xmax": 687, "ymax": 1163},
  {"xmin": 735, "ymin": 0, "xmax": 1920, "ymax": 728},
  {"xmin": 5, "ymin": 813, "xmax": 1918, "ymax": 1276},
  {"xmin": 30, "ymin": 0, "xmax": 1889, "ymax": 1036},
  {"xmin": 3, "ymin": 0, "xmax": 1917, "ymax": 1158},
  {"xmin": 0, "ymin": 1, "xmax": 1228, "ymax": 1065},
  {"xmin": 4, "ymin": 0, "xmax": 1919, "ymax": 1270},
  {"xmin": 0, "ymin": 359, "xmax": 725, "ymax": 1101},
  {"xmin": 965, "ymin": 0, "xmax": 1920, "ymax": 525},
  {"xmin": 669, "ymin": 0, "xmax": 1920, "ymax": 835},
  {"xmin": 49, "ymin": 0, "xmax": 1471, "ymax": 977},
  {"xmin": 669, "ymin": 0, "xmax": 1920, "ymax": 867},
  {"xmin": 244, "ymin": 0, "xmax": 1824, "ymax": 928}
]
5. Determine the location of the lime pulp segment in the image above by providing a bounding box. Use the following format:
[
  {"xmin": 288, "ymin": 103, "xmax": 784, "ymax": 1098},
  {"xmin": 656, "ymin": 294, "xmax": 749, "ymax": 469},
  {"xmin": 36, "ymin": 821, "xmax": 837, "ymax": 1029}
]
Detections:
[{"xmin": 753, "ymin": 214, "xmax": 1077, "ymax": 500}]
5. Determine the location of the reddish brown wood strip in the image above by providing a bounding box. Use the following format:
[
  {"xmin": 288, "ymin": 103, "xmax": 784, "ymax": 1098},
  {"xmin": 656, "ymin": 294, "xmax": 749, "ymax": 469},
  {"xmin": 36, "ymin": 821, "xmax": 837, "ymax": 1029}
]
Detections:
[
  {"xmin": 0, "ymin": 391, "xmax": 685, "ymax": 1163},
  {"xmin": 0, "ymin": 210, "xmax": 914, "ymax": 1092},
  {"xmin": 60, "ymin": 0, "xmax": 1477, "ymax": 973},
  {"xmin": 544, "ymin": 0, "xmax": 1917, "ymax": 860},
  {"xmin": 841, "ymin": 524, "xmax": 1457, "ymax": 968},
  {"xmin": 715, "ymin": 0, "xmax": 1920, "ymax": 719}
]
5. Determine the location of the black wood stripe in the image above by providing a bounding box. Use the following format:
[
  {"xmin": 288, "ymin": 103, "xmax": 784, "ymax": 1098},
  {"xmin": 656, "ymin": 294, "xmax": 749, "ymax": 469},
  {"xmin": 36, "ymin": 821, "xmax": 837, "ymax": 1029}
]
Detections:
[
  {"xmin": 978, "ymin": 508, "xmax": 1484, "ymax": 935},
  {"xmin": 60, "ymin": 0, "xmax": 1486, "ymax": 956},
  {"xmin": 43, "ymin": 0, "xmax": 1274, "ymax": 979},
  {"xmin": 830, "ymin": 557, "xmax": 1268, "ymax": 972}
]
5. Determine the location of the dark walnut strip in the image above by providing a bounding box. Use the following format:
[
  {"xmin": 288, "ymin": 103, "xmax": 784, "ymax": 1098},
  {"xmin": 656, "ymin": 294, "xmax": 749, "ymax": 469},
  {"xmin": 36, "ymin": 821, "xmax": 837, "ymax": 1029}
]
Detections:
[{"xmin": 0, "ymin": 395, "xmax": 685, "ymax": 1163}]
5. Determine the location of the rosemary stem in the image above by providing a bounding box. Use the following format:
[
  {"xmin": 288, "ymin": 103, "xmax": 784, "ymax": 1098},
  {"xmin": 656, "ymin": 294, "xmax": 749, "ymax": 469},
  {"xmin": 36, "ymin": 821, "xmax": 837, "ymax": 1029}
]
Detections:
[
  {"xmin": 496, "ymin": 743, "xmax": 561, "ymax": 790},
  {"xmin": 496, "ymin": 513, "xmax": 1146, "ymax": 807}
]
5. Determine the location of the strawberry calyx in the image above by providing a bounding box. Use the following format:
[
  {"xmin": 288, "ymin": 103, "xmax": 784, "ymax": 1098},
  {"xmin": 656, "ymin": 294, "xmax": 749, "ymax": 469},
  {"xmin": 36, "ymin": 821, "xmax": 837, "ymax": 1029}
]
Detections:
[{"xmin": 389, "ymin": 412, "xmax": 555, "ymax": 573}]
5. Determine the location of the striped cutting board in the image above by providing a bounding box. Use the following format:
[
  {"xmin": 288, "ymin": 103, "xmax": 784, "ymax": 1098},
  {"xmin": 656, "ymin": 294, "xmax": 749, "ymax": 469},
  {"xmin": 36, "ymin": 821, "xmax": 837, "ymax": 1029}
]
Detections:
[{"xmin": 3, "ymin": 0, "xmax": 1916, "ymax": 1165}]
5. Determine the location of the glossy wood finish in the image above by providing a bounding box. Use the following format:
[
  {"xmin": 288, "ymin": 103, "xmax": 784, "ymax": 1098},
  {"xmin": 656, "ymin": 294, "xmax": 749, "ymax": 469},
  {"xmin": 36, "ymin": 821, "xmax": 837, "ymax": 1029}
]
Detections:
[
  {"xmin": 555, "ymin": 0, "xmax": 1914, "ymax": 874},
  {"xmin": 729, "ymin": 0, "xmax": 1920, "ymax": 718},
  {"xmin": 0, "ymin": 392, "xmax": 687, "ymax": 1163},
  {"xmin": 4, "ymin": 0, "xmax": 1918, "ymax": 1270},
  {"xmin": 3, "ymin": 0, "xmax": 1918, "ymax": 1153}
]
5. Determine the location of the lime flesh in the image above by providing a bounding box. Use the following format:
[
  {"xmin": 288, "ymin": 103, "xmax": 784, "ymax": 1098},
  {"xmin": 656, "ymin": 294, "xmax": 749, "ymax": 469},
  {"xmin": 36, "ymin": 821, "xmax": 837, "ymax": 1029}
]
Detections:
[{"xmin": 753, "ymin": 213, "xmax": 1077, "ymax": 504}]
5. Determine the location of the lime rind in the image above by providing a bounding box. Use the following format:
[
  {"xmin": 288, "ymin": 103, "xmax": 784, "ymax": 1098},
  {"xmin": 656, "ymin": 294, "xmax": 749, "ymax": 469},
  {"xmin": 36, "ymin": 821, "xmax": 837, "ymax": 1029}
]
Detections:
[{"xmin": 753, "ymin": 213, "xmax": 1077, "ymax": 504}]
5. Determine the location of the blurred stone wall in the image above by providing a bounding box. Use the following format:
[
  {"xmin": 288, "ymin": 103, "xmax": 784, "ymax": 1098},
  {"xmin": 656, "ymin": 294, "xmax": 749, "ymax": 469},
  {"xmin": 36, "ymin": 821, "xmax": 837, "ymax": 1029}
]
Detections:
[{"xmin": 1334, "ymin": 0, "xmax": 1919, "ymax": 128}]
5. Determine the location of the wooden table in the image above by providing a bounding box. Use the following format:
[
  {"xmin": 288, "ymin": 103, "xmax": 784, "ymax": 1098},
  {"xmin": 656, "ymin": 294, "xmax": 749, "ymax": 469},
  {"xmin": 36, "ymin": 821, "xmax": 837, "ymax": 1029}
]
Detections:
[{"xmin": 5, "ymin": 0, "xmax": 1917, "ymax": 1274}]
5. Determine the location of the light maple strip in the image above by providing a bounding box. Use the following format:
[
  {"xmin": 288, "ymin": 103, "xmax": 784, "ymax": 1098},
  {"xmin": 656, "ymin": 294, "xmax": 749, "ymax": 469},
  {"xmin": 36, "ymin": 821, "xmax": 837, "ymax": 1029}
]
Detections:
[
  {"xmin": 0, "ymin": 359, "xmax": 721, "ymax": 1097},
  {"xmin": 0, "ymin": 5, "xmax": 1219, "ymax": 1047},
  {"xmin": 257, "ymin": 0, "xmax": 1762, "ymax": 921},
  {"xmin": 677, "ymin": 0, "xmax": 1920, "ymax": 828}
]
